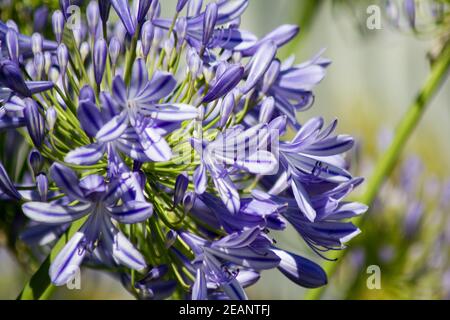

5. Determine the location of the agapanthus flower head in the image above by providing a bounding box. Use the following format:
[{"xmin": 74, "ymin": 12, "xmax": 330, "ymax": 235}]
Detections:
[{"xmin": 0, "ymin": 0, "xmax": 365, "ymax": 300}]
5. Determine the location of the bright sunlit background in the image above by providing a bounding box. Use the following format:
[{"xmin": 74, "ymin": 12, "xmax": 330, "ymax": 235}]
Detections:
[{"xmin": 1, "ymin": 0, "xmax": 449, "ymax": 299}]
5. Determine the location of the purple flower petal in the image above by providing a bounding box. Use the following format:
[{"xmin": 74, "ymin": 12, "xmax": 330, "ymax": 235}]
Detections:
[
  {"xmin": 107, "ymin": 200, "xmax": 153, "ymax": 224},
  {"xmin": 272, "ymin": 248, "xmax": 327, "ymax": 288},
  {"xmin": 52, "ymin": 10, "xmax": 65, "ymax": 43},
  {"xmin": 135, "ymin": 71, "xmax": 177, "ymax": 104},
  {"xmin": 206, "ymin": 245, "xmax": 280, "ymax": 270},
  {"xmin": 174, "ymin": 172, "xmax": 189, "ymax": 206},
  {"xmin": 291, "ymin": 178, "xmax": 316, "ymax": 222},
  {"xmin": 192, "ymin": 268, "xmax": 208, "ymax": 300},
  {"xmin": 22, "ymin": 202, "xmax": 92, "ymax": 224},
  {"xmin": 112, "ymin": 76, "xmax": 128, "ymax": 106},
  {"xmin": 0, "ymin": 161, "xmax": 22, "ymax": 200},
  {"xmin": 24, "ymin": 99, "xmax": 45, "ymax": 148},
  {"xmin": 100, "ymin": 91, "xmax": 121, "ymax": 120},
  {"xmin": 87, "ymin": 1, "xmax": 100, "ymax": 36},
  {"xmin": 50, "ymin": 163, "xmax": 84, "ymax": 200},
  {"xmin": 303, "ymin": 135, "xmax": 354, "ymax": 157},
  {"xmin": 78, "ymin": 100, "xmax": 104, "ymax": 137},
  {"xmin": 139, "ymin": 103, "xmax": 198, "ymax": 122},
  {"xmin": 102, "ymin": 217, "xmax": 147, "ymax": 271},
  {"xmin": 0, "ymin": 117, "xmax": 26, "ymax": 130},
  {"xmin": 290, "ymin": 117, "xmax": 323, "ymax": 146},
  {"xmin": 0, "ymin": 59, "xmax": 31, "ymax": 97},
  {"xmin": 26, "ymin": 81, "xmax": 54, "ymax": 94},
  {"xmin": 95, "ymin": 111, "xmax": 129, "ymax": 142},
  {"xmin": 129, "ymin": 58, "xmax": 149, "ymax": 98},
  {"xmin": 286, "ymin": 153, "xmax": 352, "ymax": 183},
  {"xmin": 221, "ymin": 277, "xmax": 248, "ymax": 300},
  {"xmin": 65, "ymin": 143, "xmax": 106, "ymax": 165},
  {"xmin": 202, "ymin": 2, "xmax": 218, "ymax": 46},
  {"xmin": 187, "ymin": 0, "xmax": 203, "ymax": 17},
  {"xmin": 241, "ymin": 24, "xmax": 299, "ymax": 56},
  {"xmin": 176, "ymin": 0, "xmax": 189, "ymax": 12},
  {"xmin": 6, "ymin": 29, "xmax": 19, "ymax": 63},
  {"xmin": 188, "ymin": 0, "xmax": 248, "ymax": 29},
  {"xmin": 115, "ymin": 130, "xmax": 152, "ymax": 162},
  {"xmin": 277, "ymin": 59, "xmax": 327, "ymax": 93},
  {"xmin": 213, "ymin": 227, "xmax": 261, "ymax": 248},
  {"xmin": 136, "ymin": 127, "xmax": 173, "ymax": 161},
  {"xmin": 94, "ymin": 39, "xmax": 107, "ymax": 86},
  {"xmin": 325, "ymin": 202, "xmax": 368, "ymax": 220},
  {"xmin": 219, "ymin": 91, "xmax": 235, "ymax": 128},
  {"xmin": 259, "ymin": 97, "xmax": 275, "ymax": 123},
  {"xmin": 242, "ymin": 41, "xmax": 277, "ymax": 94},
  {"xmin": 50, "ymin": 230, "xmax": 87, "ymax": 286},
  {"xmin": 202, "ymin": 64, "xmax": 244, "ymax": 103},
  {"xmin": 137, "ymin": 0, "xmax": 153, "ymax": 24},
  {"xmin": 213, "ymin": 174, "xmax": 240, "ymax": 214},
  {"xmin": 141, "ymin": 21, "xmax": 154, "ymax": 57},
  {"xmin": 99, "ymin": 0, "xmax": 112, "ymax": 24},
  {"xmin": 212, "ymin": 28, "xmax": 257, "ymax": 51},
  {"xmin": 110, "ymin": 0, "xmax": 136, "ymax": 35},
  {"xmin": 193, "ymin": 163, "xmax": 207, "ymax": 195},
  {"xmin": 235, "ymin": 151, "xmax": 278, "ymax": 175}
]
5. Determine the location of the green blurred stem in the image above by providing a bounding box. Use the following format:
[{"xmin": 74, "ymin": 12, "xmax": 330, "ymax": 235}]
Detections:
[
  {"xmin": 362, "ymin": 42, "xmax": 450, "ymax": 206},
  {"xmin": 280, "ymin": 0, "xmax": 324, "ymax": 58},
  {"xmin": 305, "ymin": 41, "xmax": 450, "ymax": 300},
  {"xmin": 124, "ymin": 27, "xmax": 142, "ymax": 86},
  {"xmin": 17, "ymin": 218, "xmax": 87, "ymax": 300}
]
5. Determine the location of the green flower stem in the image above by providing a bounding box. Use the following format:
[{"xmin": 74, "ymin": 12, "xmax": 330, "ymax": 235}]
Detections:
[
  {"xmin": 124, "ymin": 27, "xmax": 142, "ymax": 86},
  {"xmin": 17, "ymin": 217, "xmax": 88, "ymax": 300},
  {"xmin": 69, "ymin": 33, "xmax": 90, "ymax": 84},
  {"xmin": 305, "ymin": 41, "xmax": 450, "ymax": 300}
]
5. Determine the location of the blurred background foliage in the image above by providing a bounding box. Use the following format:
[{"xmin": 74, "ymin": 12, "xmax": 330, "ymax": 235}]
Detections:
[{"xmin": 0, "ymin": 0, "xmax": 449, "ymax": 299}]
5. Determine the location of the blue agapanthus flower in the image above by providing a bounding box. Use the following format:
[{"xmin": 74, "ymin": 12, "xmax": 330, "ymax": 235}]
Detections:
[{"xmin": 0, "ymin": 0, "xmax": 367, "ymax": 300}]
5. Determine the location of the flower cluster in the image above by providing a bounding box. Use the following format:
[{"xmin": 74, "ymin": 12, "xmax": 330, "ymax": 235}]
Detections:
[{"xmin": 0, "ymin": 0, "xmax": 366, "ymax": 300}]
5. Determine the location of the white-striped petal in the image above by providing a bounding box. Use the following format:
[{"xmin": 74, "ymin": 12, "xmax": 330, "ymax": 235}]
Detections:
[
  {"xmin": 291, "ymin": 178, "xmax": 316, "ymax": 222},
  {"xmin": 49, "ymin": 231, "xmax": 87, "ymax": 286},
  {"xmin": 139, "ymin": 103, "xmax": 198, "ymax": 122},
  {"xmin": 106, "ymin": 200, "xmax": 153, "ymax": 224},
  {"xmin": 102, "ymin": 218, "xmax": 147, "ymax": 271},
  {"xmin": 95, "ymin": 111, "xmax": 129, "ymax": 142},
  {"xmin": 50, "ymin": 163, "xmax": 84, "ymax": 200},
  {"xmin": 22, "ymin": 202, "xmax": 92, "ymax": 224},
  {"xmin": 64, "ymin": 143, "xmax": 106, "ymax": 165}
]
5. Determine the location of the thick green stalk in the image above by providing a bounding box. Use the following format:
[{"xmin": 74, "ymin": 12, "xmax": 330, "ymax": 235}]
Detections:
[
  {"xmin": 17, "ymin": 218, "xmax": 87, "ymax": 300},
  {"xmin": 124, "ymin": 27, "xmax": 142, "ymax": 86},
  {"xmin": 305, "ymin": 41, "xmax": 450, "ymax": 300}
]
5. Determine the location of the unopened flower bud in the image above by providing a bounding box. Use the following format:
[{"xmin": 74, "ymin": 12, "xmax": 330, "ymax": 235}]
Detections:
[
  {"xmin": 80, "ymin": 42, "xmax": 90, "ymax": 62},
  {"xmin": 57, "ymin": 44, "xmax": 69, "ymax": 76},
  {"xmin": 202, "ymin": 3, "xmax": 218, "ymax": 47},
  {"xmin": 6, "ymin": 29, "xmax": 19, "ymax": 63},
  {"xmin": 87, "ymin": 1, "xmax": 100, "ymax": 36},
  {"xmin": 31, "ymin": 33, "xmax": 43, "ymax": 54},
  {"xmin": 141, "ymin": 21, "xmax": 154, "ymax": 57},
  {"xmin": 28, "ymin": 149, "xmax": 43, "ymax": 176},
  {"xmin": 36, "ymin": 173, "xmax": 49, "ymax": 202},
  {"xmin": 109, "ymin": 37, "xmax": 121, "ymax": 66},
  {"xmin": 94, "ymin": 39, "xmax": 107, "ymax": 86},
  {"xmin": 46, "ymin": 106, "xmax": 57, "ymax": 131}
]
